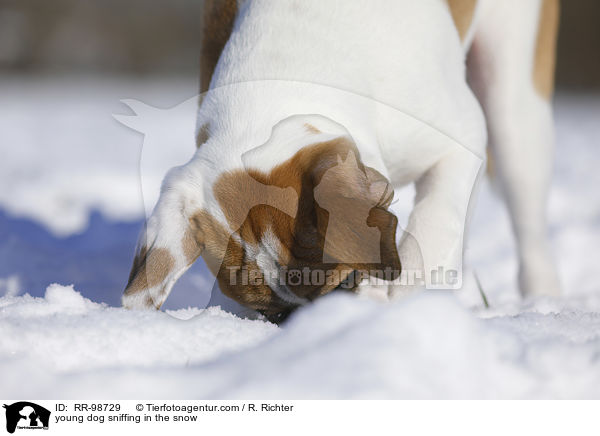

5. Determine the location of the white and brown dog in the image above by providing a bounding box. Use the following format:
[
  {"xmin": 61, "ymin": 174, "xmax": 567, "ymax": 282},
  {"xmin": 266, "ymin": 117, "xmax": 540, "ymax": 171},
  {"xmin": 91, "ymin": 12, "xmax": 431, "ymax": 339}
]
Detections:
[{"xmin": 122, "ymin": 0, "xmax": 561, "ymax": 321}]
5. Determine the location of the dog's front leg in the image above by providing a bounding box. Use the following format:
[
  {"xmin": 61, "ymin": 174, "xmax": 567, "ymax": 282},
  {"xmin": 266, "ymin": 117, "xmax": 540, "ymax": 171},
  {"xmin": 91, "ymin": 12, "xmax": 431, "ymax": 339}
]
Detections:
[{"xmin": 390, "ymin": 147, "xmax": 484, "ymax": 298}]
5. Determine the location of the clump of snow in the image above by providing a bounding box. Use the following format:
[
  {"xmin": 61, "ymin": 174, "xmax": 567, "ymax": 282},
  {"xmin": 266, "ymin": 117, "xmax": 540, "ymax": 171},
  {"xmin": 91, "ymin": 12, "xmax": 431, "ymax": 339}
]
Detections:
[
  {"xmin": 1, "ymin": 285, "xmax": 600, "ymax": 399},
  {"xmin": 44, "ymin": 283, "xmax": 90, "ymax": 313},
  {"xmin": 0, "ymin": 285, "xmax": 277, "ymax": 397}
]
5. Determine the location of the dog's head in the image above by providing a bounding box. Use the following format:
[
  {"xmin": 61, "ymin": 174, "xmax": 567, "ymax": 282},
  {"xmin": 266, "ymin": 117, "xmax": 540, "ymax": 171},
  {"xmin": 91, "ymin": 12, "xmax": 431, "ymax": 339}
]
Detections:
[{"xmin": 123, "ymin": 120, "xmax": 401, "ymax": 322}]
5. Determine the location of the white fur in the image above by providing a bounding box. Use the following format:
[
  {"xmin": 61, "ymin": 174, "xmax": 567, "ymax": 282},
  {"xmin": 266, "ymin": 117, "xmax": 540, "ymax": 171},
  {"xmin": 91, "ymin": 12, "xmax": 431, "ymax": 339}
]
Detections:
[
  {"xmin": 125, "ymin": 0, "xmax": 558, "ymax": 311},
  {"xmin": 256, "ymin": 229, "xmax": 309, "ymax": 306},
  {"xmin": 468, "ymin": 0, "xmax": 560, "ymax": 296}
]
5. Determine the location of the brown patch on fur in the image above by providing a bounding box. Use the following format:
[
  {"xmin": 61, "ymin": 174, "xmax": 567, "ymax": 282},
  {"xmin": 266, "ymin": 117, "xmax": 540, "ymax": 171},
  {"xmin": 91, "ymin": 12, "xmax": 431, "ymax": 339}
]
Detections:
[
  {"xmin": 196, "ymin": 122, "xmax": 210, "ymax": 148},
  {"xmin": 304, "ymin": 123, "xmax": 321, "ymax": 134},
  {"xmin": 447, "ymin": 0, "xmax": 478, "ymax": 41},
  {"xmin": 201, "ymin": 0, "xmax": 238, "ymax": 93},
  {"xmin": 533, "ymin": 0, "xmax": 560, "ymax": 99},
  {"xmin": 213, "ymin": 171, "xmax": 298, "ymax": 236},
  {"xmin": 187, "ymin": 209, "xmax": 232, "ymax": 275},
  {"xmin": 182, "ymin": 227, "xmax": 201, "ymax": 265},
  {"xmin": 211, "ymin": 138, "xmax": 401, "ymax": 314},
  {"xmin": 124, "ymin": 246, "xmax": 175, "ymax": 297},
  {"xmin": 189, "ymin": 209, "xmax": 288, "ymax": 313}
]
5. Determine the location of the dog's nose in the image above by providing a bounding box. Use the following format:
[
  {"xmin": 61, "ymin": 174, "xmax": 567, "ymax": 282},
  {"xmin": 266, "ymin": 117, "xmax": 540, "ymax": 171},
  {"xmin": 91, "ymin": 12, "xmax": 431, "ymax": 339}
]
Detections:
[{"xmin": 259, "ymin": 308, "xmax": 295, "ymax": 325}]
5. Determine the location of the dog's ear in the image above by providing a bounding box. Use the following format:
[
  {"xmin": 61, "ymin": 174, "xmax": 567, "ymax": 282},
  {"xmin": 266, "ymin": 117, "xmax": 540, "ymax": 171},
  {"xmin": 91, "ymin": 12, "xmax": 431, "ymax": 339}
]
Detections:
[
  {"xmin": 304, "ymin": 139, "xmax": 401, "ymax": 277},
  {"xmin": 122, "ymin": 169, "xmax": 206, "ymax": 310}
]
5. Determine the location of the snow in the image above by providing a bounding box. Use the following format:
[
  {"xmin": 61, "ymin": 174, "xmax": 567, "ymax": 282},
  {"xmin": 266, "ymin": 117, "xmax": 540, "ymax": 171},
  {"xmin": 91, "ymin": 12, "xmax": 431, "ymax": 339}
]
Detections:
[
  {"xmin": 3, "ymin": 285, "xmax": 600, "ymax": 398},
  {"xmin": 1, "ymin": 75, "xmax": 599, "ymax": 398}
]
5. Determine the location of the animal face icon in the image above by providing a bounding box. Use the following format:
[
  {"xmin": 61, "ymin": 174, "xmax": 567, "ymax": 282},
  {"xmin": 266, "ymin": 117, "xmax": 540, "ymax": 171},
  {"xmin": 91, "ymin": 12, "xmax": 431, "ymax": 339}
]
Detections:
[{"xmin": 3, "ymin": 402, "xmax": 51, "ymax": 434}]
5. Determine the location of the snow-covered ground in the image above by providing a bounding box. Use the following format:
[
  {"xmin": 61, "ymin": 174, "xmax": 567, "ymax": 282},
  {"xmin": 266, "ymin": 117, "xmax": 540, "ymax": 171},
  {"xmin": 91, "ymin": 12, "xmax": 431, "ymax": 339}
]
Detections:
[{"xmin": 1, "ymin": 75, "xmax": 599, "ymax": 398}]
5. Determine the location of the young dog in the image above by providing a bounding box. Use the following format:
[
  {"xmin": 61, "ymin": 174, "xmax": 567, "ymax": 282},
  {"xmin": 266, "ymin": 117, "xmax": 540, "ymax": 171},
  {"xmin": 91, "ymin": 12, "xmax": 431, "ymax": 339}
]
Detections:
[{"xmin": 122, "ymin": 0, "xmax": 561, "ymax": 321}]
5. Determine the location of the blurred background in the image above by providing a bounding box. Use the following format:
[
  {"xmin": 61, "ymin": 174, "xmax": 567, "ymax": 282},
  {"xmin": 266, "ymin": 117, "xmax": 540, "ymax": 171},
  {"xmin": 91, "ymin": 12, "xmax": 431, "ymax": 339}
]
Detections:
[
  {"xmin": 1, "ymin": 0, "xmax": 599, "ymax": 87},
  {"xmin": 0, "ymin": 0, "xmax": 599, "ymax": 310}
]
